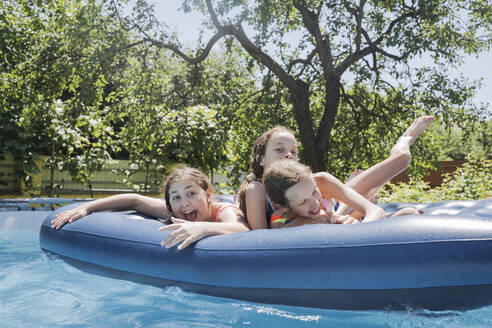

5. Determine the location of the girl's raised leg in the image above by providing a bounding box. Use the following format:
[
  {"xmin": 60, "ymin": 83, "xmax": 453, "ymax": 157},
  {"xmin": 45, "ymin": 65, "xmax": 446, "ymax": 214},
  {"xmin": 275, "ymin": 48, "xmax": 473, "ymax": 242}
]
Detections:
[{"xmin": 336, "ymin": 116, "xmax": 434, "ymax": 216}]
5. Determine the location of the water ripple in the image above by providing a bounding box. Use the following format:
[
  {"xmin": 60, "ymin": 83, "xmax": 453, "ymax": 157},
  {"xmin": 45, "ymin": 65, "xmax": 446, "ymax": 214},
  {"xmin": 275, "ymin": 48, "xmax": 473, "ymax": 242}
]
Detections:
[{"xmin": 2, "ymin": 229, "xmax": 492, "ymax": 328}]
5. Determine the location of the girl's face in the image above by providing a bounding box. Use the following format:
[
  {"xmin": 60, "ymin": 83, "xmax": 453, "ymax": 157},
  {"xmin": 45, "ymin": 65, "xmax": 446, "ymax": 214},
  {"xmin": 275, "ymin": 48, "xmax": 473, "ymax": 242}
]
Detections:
[
  {"xmin": 284, "ymin": 175, "xmax": 322, "ymax": 219},
  {"xmin": 168, "ymin": 179, "xmax": 212, "ymax": 221},
  {"xmin": 260, "ymin": 132, "xmax": 298, "ymax": 170}
]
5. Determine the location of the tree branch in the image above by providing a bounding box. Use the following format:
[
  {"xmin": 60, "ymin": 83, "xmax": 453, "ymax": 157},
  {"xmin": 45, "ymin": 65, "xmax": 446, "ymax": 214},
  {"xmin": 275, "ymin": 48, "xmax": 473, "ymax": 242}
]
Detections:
[
  {"xmin": 375, "ymin": 46, "xmax": 411, "ymax": 61},
  {"xmin": 109, "ymin": 0, "xmax": 137, "ymax": 32},
  {"xmin": 293, "ymin": 1, "xmax": 342, "ymax": 157},
  {"xmin": 142, "ymin": 29, "xmax": 227, "ymax": 65},
  {"xmin": 361, "ymin": 55, "xmax": 376, "ymax": 71},
  {"xmin": 293, "ymin": 0, "xmax": 334, "ymax": 72},
  {"xmin": 203, "ymin": 0, "xmax": 318, "ymax": 153},
  {"xmin": 115, "ymin": 39, "xmax": 148, "ymax": 52},
  {"xmin": 286, "ymin": 47, "xmax": 317, "ymax": 74},
  {"xmin": 205, "ymin": 0, "xmax": 222, "ymax": 29},
  {"xmin": 203, "ymin": 0, "xmax": 297, "ymax": 91},
  {"xmin": 373, "ymin": 11, "xmax": 417, "ymax": 46},
  {"xmin": 355, "ymin": 0, "xmax": 368, "ymax": 53},
  {"xmin": 344, "ymin": 0, "xmax": 367, "ymax": 53},
  {"xmin": 336, "ymin": 10, "xmax": 417, "ymax": 75}
]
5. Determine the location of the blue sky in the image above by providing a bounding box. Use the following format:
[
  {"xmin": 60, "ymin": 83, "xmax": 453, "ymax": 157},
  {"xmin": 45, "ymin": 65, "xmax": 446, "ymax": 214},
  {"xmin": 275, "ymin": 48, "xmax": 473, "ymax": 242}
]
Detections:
[{"xmin": 153, "ymin": 2, "xmax": 492, "ymax": 112}]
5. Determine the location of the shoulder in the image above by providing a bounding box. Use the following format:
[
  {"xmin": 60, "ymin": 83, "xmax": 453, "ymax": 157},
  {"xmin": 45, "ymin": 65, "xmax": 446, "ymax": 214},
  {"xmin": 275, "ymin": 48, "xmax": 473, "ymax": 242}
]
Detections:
[
  {"xmin": 244, "ymin": 182, "xmax": 267, "ymax": 201},
  {"xmin": 244, "ymin": 182, "xmax": 267, "ymax": 207},
  {"xmin": 313, "ymin": 172, "xmax": 339, "ymax": 185},
  {"xmin": 313, "ymin": 171, "xmax": 336, "ymax": 180},
  {"xmin": 245, "ymin": 181, "xmax": 266, "ymax": 193},
  {"xmin": 215, "ymin": 202, "xmax": 242, "ymax": 222},
  {"xmin": 216, "ymin": 201, "xmax": 240, "ymax": 210}
]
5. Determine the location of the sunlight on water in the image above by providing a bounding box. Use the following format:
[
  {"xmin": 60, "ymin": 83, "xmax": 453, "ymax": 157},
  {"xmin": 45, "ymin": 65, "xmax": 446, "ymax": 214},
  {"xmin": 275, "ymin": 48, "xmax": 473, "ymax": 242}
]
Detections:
[{"xmin": 2, "ymin": 216, "xmax": 492, "ymax": 328}]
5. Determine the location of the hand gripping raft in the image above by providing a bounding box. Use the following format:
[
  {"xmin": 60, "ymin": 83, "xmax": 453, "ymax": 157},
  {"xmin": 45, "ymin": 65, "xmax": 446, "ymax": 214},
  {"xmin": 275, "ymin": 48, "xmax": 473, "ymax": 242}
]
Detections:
[{"xmin": 40, "ymin": 199, "xmax": 492, "ymax": 310}]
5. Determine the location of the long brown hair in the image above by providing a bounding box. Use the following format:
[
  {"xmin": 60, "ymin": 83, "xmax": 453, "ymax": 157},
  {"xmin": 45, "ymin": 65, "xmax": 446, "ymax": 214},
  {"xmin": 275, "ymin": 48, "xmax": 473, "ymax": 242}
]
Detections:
[
  {"xmin": 237, "ymin": 126, "xmax": 295, "ymax": 217},
  {"xmin": 164, "ymin": 165, "xmax": 213, "ymax": 215},
  {"xmin": 263, "ymin": 159, "xmax": 312, "ymax": 207}
]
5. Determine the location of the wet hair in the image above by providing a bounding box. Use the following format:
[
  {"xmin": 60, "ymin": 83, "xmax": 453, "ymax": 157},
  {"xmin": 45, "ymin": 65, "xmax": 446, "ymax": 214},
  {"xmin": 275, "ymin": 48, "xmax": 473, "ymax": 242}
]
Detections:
[
  {"xmin": 164, "ymin": 165, "xmax": 213, "ymax": 214},
  {"xmin": 263, "ymin": 159, "xmax": 312, "ymax": 207},
  {"xmin": 237, "ymin": 126, "xmax": 295, "ymax": 217}
]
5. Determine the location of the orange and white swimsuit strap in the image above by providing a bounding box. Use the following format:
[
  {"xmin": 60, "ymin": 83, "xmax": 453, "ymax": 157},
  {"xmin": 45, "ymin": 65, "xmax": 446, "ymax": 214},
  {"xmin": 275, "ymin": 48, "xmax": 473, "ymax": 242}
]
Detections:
[{"xmin": 214, "ymin": 203, "xmax": 240, "ymax": 222}]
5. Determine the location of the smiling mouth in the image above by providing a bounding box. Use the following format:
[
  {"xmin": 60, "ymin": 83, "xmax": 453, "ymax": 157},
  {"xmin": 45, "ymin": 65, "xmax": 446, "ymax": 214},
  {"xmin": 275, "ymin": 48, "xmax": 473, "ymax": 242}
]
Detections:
[
  {"xmin": 183, "ymin": 210, "xmax": 198, "ymax": 221},
  {"xmin": 309, "ymin": 207, "xmax": 321, "ymax": 217}
]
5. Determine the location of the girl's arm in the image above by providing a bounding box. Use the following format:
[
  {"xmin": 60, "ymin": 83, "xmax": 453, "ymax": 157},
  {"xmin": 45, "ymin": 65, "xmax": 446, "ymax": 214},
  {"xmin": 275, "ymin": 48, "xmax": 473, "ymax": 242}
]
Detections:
[
  {"xmin": 159, "ymin": 207, "xmax": 249, "ymax": 250},
  {"xmin": 244, "ymin": 183, "xmax": 269, "ymax": 230},
  {"xmin": 314, "ymin": 172, "xmax": 386, "ymax": 222},
  {"xmin": 270, "ymin": 207, "xmax": 359, "ymax": 228},
  {"xmin": 51, "ymin": 194, "xmax": 170, "ymax": 229}
]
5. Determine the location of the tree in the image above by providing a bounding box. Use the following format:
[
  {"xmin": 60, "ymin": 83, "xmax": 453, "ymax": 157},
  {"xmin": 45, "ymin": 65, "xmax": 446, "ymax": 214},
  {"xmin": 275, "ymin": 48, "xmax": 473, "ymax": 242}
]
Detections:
[
  {"xmin": 122, "ymin": 0, "xmax": 492, "ymax": 172},
  {"xmin": 112, "ymin": 45, "xmax": 260, "ymax": 187},
  {"xmin": 431, "ymin": 117, "xmax": 491, "ymax": 161},
  {"xmin": 3, "ymin": 0, "xmax": 491, "ymax": 194},
  {"xmin": 1, "ymin": 0, "xmax": 261, "ymax": 193},
  {"xmin": 0, "ymin": 0, "xmax": 127, "ymax": 192}
]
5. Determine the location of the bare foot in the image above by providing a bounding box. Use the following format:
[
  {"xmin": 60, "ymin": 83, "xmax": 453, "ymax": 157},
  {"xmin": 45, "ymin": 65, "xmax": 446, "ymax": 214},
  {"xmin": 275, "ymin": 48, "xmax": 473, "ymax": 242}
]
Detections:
[
  {"xmin": 400, "ymin": 116, "xmax": 434, "ymax": 145},
  {"xmin": 391, "ymin": 116, "xmax": 434, "ymax": 156}
]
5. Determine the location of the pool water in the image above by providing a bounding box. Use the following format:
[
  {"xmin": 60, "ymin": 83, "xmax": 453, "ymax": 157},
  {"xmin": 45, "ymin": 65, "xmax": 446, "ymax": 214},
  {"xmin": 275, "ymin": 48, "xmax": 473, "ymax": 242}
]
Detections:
[{"xmin": 2, "ymin": 212, "xmax": 492, "ymax": 328}]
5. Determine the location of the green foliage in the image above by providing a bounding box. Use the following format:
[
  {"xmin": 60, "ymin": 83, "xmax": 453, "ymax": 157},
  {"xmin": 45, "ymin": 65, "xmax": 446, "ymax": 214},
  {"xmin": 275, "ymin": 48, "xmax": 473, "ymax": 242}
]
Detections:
[
  {"xmin": 177, "ymin": 0, "xmax": 491, "ymax": 173},
  {"xmin": 111, "ymin": 44, "xmax": 259, "ymax": 186},
  {"xmin": 326, "ymin": 84, "xmax": 441, "ymax": 179},
  {"xmin": 431, "ymin": 118, "xmax": 492, "ymax": 160},
  {"xmin": 1, "ymin": 0, "xmax": 491, "ymax": 194},
  {"xmin": 0, "ymin": 0, "xmax": 125, "ymax": 191},
  {"xmin": 226, "ymin": 78, "xmax": 297, "ymax": 185},
  {"xmin": 1, "ymin": 0, "xmax": 258, "ymax": 191},
  {"xmin": 380, "ymin": 161, "xmax": 492, "ymax": 203}
]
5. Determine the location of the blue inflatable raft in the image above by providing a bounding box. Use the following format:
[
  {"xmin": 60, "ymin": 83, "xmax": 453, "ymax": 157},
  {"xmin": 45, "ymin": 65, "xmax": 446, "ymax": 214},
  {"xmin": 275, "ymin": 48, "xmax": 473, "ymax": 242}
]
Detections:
[{"xmin": 39, "ymin": 199, "xmax": 492, "ymax": 310}]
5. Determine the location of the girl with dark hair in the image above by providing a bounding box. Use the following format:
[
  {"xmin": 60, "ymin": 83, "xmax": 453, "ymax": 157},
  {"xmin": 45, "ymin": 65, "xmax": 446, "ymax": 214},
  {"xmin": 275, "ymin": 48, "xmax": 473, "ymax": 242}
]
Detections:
[{"xmin": 238, "ymin": 116, "xmax": 434, "ymax": 229}]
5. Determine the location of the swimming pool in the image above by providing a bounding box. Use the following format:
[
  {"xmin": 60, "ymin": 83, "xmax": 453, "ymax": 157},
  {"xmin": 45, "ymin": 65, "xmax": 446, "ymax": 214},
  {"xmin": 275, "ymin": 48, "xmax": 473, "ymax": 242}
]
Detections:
[{"xmin": 2, "ymin": 211, "xmax": 492, "ymax": 328}]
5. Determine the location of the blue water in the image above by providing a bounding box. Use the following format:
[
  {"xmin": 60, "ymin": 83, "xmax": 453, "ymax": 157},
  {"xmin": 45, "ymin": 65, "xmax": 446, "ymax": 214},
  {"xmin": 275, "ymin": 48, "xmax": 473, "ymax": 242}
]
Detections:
[{"xmin": 2, "ymin": 212, "xmax": 492, "ymax": 328}]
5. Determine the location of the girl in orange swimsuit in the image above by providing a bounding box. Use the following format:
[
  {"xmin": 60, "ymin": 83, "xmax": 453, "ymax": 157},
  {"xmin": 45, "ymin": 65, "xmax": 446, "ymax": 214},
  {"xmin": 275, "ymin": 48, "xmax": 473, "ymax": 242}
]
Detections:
[{"xmin": 51, "ymin": 166, "xmax": 249, "ymax": 250}]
